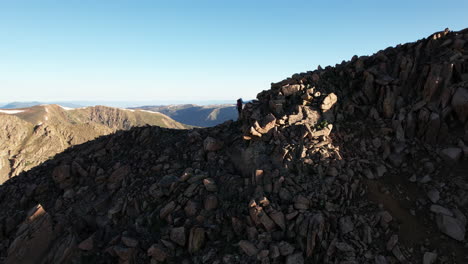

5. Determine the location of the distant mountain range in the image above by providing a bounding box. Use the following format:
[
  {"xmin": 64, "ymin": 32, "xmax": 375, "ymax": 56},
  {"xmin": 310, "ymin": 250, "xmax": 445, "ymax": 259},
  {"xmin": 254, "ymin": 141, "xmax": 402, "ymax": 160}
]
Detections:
[
  {"xmin": 131, "ymin": 104, "xmax": 239, "ymax": 127},
  {"xmin": 1, "ymin": 100, "xmax": 241, "ymax": 109},
  {"xmin": 1, "ymin": 101, "xmax": 83, "ymax": 109},
  {"xmin": 0, "ymin": 104, "xmax": 189, "ymax": 183}
]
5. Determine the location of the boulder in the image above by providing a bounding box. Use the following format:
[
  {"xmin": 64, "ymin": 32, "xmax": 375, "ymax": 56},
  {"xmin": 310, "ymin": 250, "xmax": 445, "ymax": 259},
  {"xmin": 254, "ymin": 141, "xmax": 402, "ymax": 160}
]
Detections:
[
  {"xmin": 204, "ymin": 137, "xmax": 223, "ymax": 152},
  {"xmin": 452, "ymin": 87, "xmax": 468, "ymax": 123},
  {"xmin": 436, "ymin": 214, "xmax": 466, "ymax": 241},
  {"xmin": 321, "ymin": 93, "xmax": 338, "ymax": 111},
  {"xmin": 188, "ymin": 227, "xmax": 205, "ymax": 253}
]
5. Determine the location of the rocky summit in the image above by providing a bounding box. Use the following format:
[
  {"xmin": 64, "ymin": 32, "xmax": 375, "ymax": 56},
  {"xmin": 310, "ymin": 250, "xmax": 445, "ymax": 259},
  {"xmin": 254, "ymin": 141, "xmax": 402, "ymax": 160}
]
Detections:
[{"xmin": 1, "ymin": 28, "xmax": 468, "ymax": 263}]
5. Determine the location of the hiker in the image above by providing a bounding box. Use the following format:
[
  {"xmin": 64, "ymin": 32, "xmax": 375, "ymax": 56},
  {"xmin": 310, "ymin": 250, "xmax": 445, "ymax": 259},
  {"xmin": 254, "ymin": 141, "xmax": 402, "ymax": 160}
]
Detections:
[{"xmin": 236, "ymin": 98, "xmax": 243, "ymax": 119}]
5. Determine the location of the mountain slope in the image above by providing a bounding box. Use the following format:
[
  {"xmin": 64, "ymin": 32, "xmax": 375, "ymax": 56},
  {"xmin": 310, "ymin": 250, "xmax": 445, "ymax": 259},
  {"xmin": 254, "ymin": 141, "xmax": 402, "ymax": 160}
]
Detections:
[
  {"xmin": 132, "ymin": 104, "xmax": 238, "ymax": 127},
  {"xmin": 0, "ymin": 28, "xmax": 467, "ymax": 263},
  {"xmin": 0, "ymin": 104, "xmax": 190, "ymax": 183}
]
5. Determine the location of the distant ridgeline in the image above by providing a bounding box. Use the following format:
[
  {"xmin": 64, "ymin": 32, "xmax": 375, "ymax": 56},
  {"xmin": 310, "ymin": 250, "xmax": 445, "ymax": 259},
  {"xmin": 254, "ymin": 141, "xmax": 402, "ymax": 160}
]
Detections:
[
  {"xmin": 131, "ymin": 104, "xmax": 238, "ymax": 127},
  {"xmin": 0, "ymin": 104, "xmax": 190, "ymax": 183}
]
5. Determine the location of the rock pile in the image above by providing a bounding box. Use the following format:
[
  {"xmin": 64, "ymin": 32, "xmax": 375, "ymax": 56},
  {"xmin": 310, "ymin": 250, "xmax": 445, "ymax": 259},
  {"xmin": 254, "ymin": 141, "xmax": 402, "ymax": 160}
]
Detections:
[{"xmin": 0, "ymin": 28, "xmax": 467, "ymax": 263}]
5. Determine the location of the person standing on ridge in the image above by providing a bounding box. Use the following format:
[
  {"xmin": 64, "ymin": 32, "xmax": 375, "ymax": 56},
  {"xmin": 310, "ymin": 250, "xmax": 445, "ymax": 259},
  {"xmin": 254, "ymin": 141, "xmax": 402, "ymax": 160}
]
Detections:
[{"xmin": 237, "ymin": 98, "xmax": 243, "ymax": 120}]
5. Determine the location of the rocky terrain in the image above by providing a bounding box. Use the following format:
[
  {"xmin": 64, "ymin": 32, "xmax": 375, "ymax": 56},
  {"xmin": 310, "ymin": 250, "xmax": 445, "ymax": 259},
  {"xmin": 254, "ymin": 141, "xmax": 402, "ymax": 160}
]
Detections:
[
  {"xmin": 0, "ymin": 28, "xmax": 467, "ymax": 264},
  {"xmin": 0, "ymin": 104, "xmax": 189, "ymax": 183},
  {"xmin": 132, "ymin": 104, "xmax": 238, "ymax": 127}
]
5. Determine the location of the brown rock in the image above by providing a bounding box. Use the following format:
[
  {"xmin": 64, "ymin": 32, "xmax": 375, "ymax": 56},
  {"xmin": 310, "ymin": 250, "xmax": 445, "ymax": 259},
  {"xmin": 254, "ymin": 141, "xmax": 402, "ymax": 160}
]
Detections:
[
  {"xmin": 258, "ymin": 211, "xmax": 276, "ymax": 231},
  {"xmin": 452, "ymin": 87, "xmax": 468, "ymax": 123},
  {"xmin": 294, "ymin": 195, "xmax": 310, "ymax": 210},
  {"xmin": 122, "ymin": 236, "xmax": 138, "ymax": 248},
  {"xmin": 255, "ymin": 113, "xmax": 277, "ymax": 134},
  {"xmin": 78, "ymin": 235, "xmax": 94, "ymax": 251},
  {"xmin": 203, "ymin": 178, "xmax": 218, "ymax": 192},
  {"xmin": 239, "ymin": 240, "xmax": 258, "ymax": 256},
  {"xmin": 270, "ymin": 211, "xmax": 286, "ymax": 230},
  {"xmin": 107, "ymin": 165, "xmax": 130, "ymax": 190},
  {"xmin": 321, "ymin": 93, "xmax": 338, "ymax": 111},
  {"xmin": 160, "ymin": 201, "xmax": 176, "ymax": 219},
  {"xmin": 188, "ymin": 227, "xmax": 205, "ymax": 253},
  {"xmin": 114, "ymin": 246, "xmax": 135, "ymax": 261},
  {"xmin": 52, "ymin": 165, "xmax": 73, "ymax": 189},
  {"xmin": 147, "ymin": 244, "xmax": 168, "ymax": 262},
  {"xmin": 281, "ymin": 84, "xmax": 303, "ymax": 96},
  {"xmin": 184, "ymin": 200, "xmax": 198, "ymax": 216},
  {"xmin": 204, "ymin": 195, "xmax": 218, "ymax": 210},
  {"xmin": 204, "ymin": 137, "xmax": 223, "ymax": 152},
  {"xmin": 6, "ymin": 204, "xmax": 55, "ymax": 264}
]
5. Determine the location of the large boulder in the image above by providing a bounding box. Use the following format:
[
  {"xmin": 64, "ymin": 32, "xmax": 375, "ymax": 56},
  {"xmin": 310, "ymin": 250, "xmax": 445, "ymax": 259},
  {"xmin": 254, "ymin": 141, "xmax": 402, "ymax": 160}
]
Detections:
[{"xmin": 452, "ymin": 87, "xmax": 468, "ymax": 123}]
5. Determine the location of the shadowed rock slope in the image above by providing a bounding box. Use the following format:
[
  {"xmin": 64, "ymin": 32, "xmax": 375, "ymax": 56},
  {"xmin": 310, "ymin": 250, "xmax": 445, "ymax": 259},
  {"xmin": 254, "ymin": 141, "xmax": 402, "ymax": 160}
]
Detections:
[
  {"xmin": 0, "ymin": 104, "xmax": 190, "ymax": 184},
  {"xmin": 1, "ymin": 28, "xmax": 468, "ymax": 264}
]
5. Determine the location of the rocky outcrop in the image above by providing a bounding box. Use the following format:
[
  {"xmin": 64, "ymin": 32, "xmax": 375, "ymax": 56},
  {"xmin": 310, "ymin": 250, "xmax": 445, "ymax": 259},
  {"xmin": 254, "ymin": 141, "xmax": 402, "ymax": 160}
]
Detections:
[{"xmin": 0, "ymin": 28, "xmax": 467, "ymax": 263}]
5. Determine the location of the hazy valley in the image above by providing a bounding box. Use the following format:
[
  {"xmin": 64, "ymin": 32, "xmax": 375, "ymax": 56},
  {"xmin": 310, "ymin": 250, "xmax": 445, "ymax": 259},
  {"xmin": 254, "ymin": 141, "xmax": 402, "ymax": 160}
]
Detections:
[{"xmin": 131, "ymin": 104, "xmax": 238, "ymax": 127}]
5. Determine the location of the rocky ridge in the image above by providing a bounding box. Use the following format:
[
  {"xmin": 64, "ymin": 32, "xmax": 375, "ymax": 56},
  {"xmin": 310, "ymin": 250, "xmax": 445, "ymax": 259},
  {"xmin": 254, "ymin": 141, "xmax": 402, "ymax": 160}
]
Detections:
[{"xmin": 0, "ymin": 28, "xmax": 468, "ymax": 263}]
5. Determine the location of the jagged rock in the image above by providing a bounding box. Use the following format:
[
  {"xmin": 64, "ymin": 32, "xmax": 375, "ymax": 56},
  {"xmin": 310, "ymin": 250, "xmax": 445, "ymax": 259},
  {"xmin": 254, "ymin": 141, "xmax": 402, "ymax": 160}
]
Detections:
[
  {"xmin": 430, "ymin": 204, "xmax": 453, "ymax": 216},
  {"xmin": 436, "ymin": 214, "xmax": 466, "ymax": 241},
  {"xmin": 440, "ymin": 148, "xmax": 462, "ymax": 162},
  {"xmin": 294, "ymin": 195, "xmax": 310, "ymax": 210},
  {"xmin": 282, "ymin": 84, "xmax": 303, "ymax": 96},
  {"xmin": 239, "ymin": 240, "xmax": 258, "ymax": 256},
  {"xmin": 321, "ymin": 93, "xmax": 338, "ymax": 111},
  {"xmin": 204, "ymin": 136, "xmax": 223, "ymax": 152},
  {"xmin": 254, "ymin": 113, "xmax": 276, "ymax": 134},
  {"xmin": 52, "ymin": 165, "xmax": 73, "ymax": 189},
  {"xmin": 285, "ymin": 252, "xmax": 304, "ymax": 264},
  {"xmin": 269, "ymin": 211, "xmax": 286, "ymax": 230},
  {"xmin": 6, "ymin": 204, "xmax": 55, "ymax": 264},
  {"xmin": 339, "ymin": 216, "xmax": 354, "ymax": 234},
  {"xmin": 204, "ymin": 195, "xmax": 218, "ymax": 210},
  {"xmin": 386, "ymin": 234, "xmax": 398, "ymax": 251},
  {"xmin": 107, "ymin": 165, "xmax": 130, "ymax": 190},
  {"xmin": 148, "ymin": 244, "xmax": 168, "ymax": 262},
  {"xmin": 278, "ymin": 241, "xmax": 295, "ymax": 256},
  {"xmin": 160, "ymin": 201, "xmax": 176, "ymax": 219},
  {"xmin": 78, "ymin": 235, "xmax": 94, "ymax": 251},
  {"xmin": 288, "ymin": 107, "xmax": 304, "ymax": 125},
  {"xmin": 170, "ymin": 226, "xmax": 186, "ymax": 246},
  {"xmin": 122, "ymin": 236, "xmax": 138, "ymax": 248},
  {"xmin": 391, "ymin": 245, "xmax": 407, "ymax": 263},
  {"xmin": 188, "ymin": 227, "xmax": 205, "ymax": 253},
  {"xmin": 258, "ymin": 211, "xmax": 276, "ymax": 231},
  {"xmin": 203, "ymin": 178, "xmax": 218, "ymax": 192},
  {"xmin": 374, "ymin": 255, "xmax": 389, "ymax": 264},
  {"xmin": 184, "ymin": 200, "xmax": 198, "ymax": 216},
  {"xmin": 423, "ymin": 252, "xmax": 437, "ymax": 264},
  {"xmin": 452, "ymin": 87, "xmax": 468, "ymax": 123},
  {"xmin": 427, "ymin": 189, "xmax": 440, "ymax": 203}
]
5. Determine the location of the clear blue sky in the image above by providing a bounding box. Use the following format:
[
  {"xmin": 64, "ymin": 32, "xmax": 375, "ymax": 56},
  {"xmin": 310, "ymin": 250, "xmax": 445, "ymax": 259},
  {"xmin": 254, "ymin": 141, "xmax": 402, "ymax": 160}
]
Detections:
[{"xmin": 1, "ymin": 0, "xmax": 467, "ymax": 103}]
